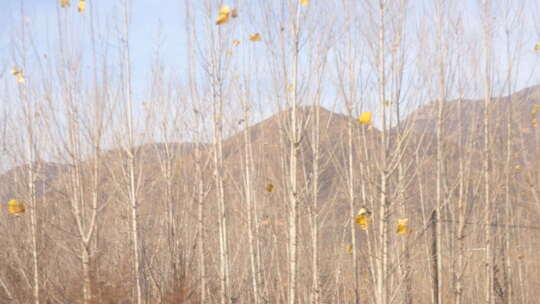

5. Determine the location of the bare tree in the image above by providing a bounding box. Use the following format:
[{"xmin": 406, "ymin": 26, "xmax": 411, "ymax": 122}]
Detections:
[{"xmin": 479, "ymin": 1, "xmax": 495, "ymax": 303}]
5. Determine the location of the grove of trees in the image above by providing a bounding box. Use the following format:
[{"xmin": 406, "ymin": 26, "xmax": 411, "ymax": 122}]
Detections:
[{"xmin": 1, "ymin": 0, "xmax": 540, "ymax": 303}]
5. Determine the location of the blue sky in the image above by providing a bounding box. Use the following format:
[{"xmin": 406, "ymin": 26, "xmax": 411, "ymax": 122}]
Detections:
[
  {"xmin": 1, "ymin": 0, "xmax": 540, "ymax": 107},
  {"xmin": 0, "ymin": 0, "xmax": 188, "ymax": 96}
]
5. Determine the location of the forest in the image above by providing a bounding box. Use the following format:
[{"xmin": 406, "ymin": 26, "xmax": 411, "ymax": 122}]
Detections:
[{"xmin": 1, "ymin": 0, "xmax": 540, "ymax": 303}]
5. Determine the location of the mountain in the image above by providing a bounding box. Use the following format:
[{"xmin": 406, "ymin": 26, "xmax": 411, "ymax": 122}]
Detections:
[{"xmin": 1, "ymin": 85, "xmax": 539, "ymax": 303}]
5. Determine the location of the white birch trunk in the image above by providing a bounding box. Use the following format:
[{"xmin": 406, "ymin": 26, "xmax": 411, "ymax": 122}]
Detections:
[
  {"xmin": 377, "ymin": 2, "xmax": 389, "ymax": 304},
  {"xmin": 121, "ymin": 1, "xmax": 143, "ymax": 302},
  {"xmin": 481, "ymin": 2, "xmax": 494, "ymax": 303}
]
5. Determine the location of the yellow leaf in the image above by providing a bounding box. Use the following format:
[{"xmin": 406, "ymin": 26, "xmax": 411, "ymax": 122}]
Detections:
[
  {"xmin": 11, "ymin": 68, "xmax": 25, "ymax": 83},
  {"xmin": 300, "ymin": 0, "xmax": 309, "ymax": 5},
  {"xmin": 383, "ymin": 100, "xmax": 392, "ymax": 107},
  {"xmin": 358, "ymin": 112, "xmax": 372, "ymax": 125},
  {"xmin": 355, "ymin": 214, "xmax": 369, "ymax": 230},
  {"xmin": 396, "ymin": 218, "xmax": 411, "ymax": 234},
  {"xmin": 287, "ymin": 83, "xmax": 295, "ymax": 93},
  {"xmin": 60, "ymin": 0, "xmax": 70, "ymax": 8},
  {"xmin": 216, "ymin": 13, "xmax": 229, "ymax": 25},
  {"xmin": 342, "ymin": 243, "xmax": 353, "ymax": 254},
  {"xmin": 225, "ymin": 49, "xmax": 233, "ymax": 56},
  {"xmin": 216, "ymin": 5, "xmax": 234, "ymax": 25},
  {"xmin": 249, "ymin": 33, "xmax": 261, "ymax": 42},
  {"xmin": 535, "ymin": 43, "xmax": 540, "ymax": 52},
  {"xmin": 232, "ymin": 40, "xmax": 240, "ymax": 47},
  {"xmin": 78, "ymin": 0, "xmax": 85, "ymax": 13},
  {"xmin": 265, "ymin": 184, "xmax": 274, "ymax": 192},
  {"xmin": 532, "ymin": 118, "xmax": 538, "ymax": 126},
  {"xmin": 8, "ymin": 199, "xmax": 26, "ymax": 216},
  {"xmin": 220, "ymin": 5, "xmax": 231, "ymax": 14},
  {"xmin": 15, "ymin": 74, "xmax": 25, "ymax": 83},
  {"xmin": 355, "ymin": 208, "xmax": 371, "ymax": 230}
]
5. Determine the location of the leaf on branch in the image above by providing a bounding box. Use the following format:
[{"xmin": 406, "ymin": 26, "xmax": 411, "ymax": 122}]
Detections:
[
  {"xmin": 396, "ymin": 218, "xmax": 412, "ymax": 234},
  {"xmin": 7, "ymin": 199, "xmax": 26, "ymax": 216},
  {"xmin": 249, "ymin": 33, "xmax": 261, "ymax": 42},
  {"xmin": 358, "ymin": 112, "xmax": 372, "ymax": 126}
]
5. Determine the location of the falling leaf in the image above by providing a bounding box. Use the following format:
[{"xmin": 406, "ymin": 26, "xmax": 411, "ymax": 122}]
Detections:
[
  {"xmin": 515, "ymin": 165, "xmax": 522, "ymax": 171},
  {"xmin": 535, "ymin": 43, "xmax": 540, "ymax": 53},
  {"xmin": 383, "ymin": 100, "xmax": 392, "ymax": 107},
  {"xmin": 232, "ymin": 40, "xmax": 240, "ymax": 47},
  {"xmin": 532, "ymin": 118, "xmax": 538, "ymax": 126},
  {"xmin": 78, "ymin": 0, "xmax": 86, "ymax": 13},
  {"xmin": 60, "ymin": 0, "xmax": 70, "ymax": 8},
  {"xmin": 225, "ymin": 49, "xmax": 233, "ymax": 56},
  {"xmin": 249, "ymin": 33, "xmax": 261, "ymax": 42},
  {"xmin": 265, "ymin": 184, "xmax": 274, "ymax": 192},
  {"xmin": 358, "ymin": 112, "xmax": 372, "ymax": 125},
  {"xmin": 216, "ymin": 5, "xmax": 231, "ymax": 25},
  {"xmin": 7, "ymin": 199, "xmax": 26, "ymax": 216},
  {"xmin": 342, "ymin": 243, "xmax": 353, "ymax": 254},
  {"xmin": 287, "ymin": 84, "xmax": 295, "ymax": 93},
  {"xmin": 231, "ymin": 8, "xmax": 238, "ymax": 18},
  {"xmin": 10, "ymin": 67, "xmax": 25, "ymax": 83},
  {"xmin": 355, "ymin": 208, "xmax": 371, "ymax": 230},
  {"xmin": 396, "ymin": 218, "xmax": 412, "ymax": 234},
  {"xmin": 300, "ymin": 0, "xmax": 309, "ymax": 6}
]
